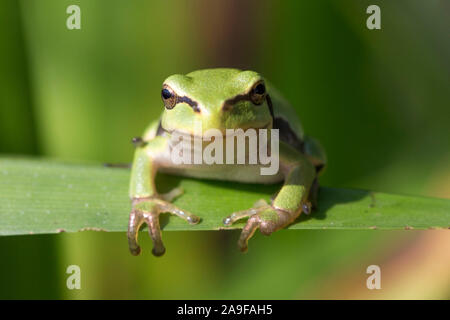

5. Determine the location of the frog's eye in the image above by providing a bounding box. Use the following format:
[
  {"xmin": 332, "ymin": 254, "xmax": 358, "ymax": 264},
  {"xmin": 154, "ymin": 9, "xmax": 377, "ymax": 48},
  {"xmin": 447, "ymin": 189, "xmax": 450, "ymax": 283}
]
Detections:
[
  {"xmin": 161, "ymin": 85, "xmax": 177, "ymax": 109},
  {"xmin": 250, "ymin": 81, "xmax": 266, "ymax": 105}
]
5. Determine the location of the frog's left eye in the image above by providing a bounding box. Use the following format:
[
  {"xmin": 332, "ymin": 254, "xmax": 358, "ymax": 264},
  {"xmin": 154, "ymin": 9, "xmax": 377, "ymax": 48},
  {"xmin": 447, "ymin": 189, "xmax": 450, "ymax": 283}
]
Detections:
[
  {"xmin": 250, "ymin": 81, "xmax": 266, "ymax": 105},
  {"xmin": 161, "ymin": 85, "xmax": 177, "ymax": 109}
]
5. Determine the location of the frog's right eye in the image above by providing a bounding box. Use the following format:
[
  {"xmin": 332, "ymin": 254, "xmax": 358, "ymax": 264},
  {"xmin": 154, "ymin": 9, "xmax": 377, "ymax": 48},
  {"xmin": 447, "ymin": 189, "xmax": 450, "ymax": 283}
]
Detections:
[
  {"xmin": 161, "ymin": 85, "xmax": 177, "ymax": 109},
  {"xmin": 249, "ymin": 80, "xmax": 266, "ymax": 105}
]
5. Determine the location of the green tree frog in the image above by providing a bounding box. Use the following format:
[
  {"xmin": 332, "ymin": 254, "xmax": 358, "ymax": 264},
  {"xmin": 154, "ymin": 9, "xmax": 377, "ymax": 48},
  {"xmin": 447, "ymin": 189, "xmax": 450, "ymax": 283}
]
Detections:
[{"xmin": 128, "ymin": 68, "xmax": 326, "ymax": 256}]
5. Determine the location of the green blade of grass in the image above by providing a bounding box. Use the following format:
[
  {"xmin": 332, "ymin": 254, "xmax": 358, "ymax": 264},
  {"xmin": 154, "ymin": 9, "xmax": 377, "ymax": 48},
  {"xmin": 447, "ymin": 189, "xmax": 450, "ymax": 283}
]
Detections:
[{"xmin": 0, "ymin": 157, "xmax": 448, "ymax": 236}]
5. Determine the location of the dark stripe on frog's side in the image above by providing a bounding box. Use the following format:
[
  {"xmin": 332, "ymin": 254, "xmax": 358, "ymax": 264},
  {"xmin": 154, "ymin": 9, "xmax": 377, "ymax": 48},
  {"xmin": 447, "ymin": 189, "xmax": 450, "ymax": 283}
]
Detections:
[
  {"xmin": 272, "ymin": 116, "xmax": 305, "ymax": 154},
  {"xmin": 273, "ymin": 121, "xmax": 324, "ymax": 173},
  {"xmin": 177, "ymin": 96, "xmax": 201, "ymax": 113},
  {"xmin": 266, "ymin": 94, "xmax": 275, "ymax": 118},
  {"xmin": 222, "ymin": 91, "xmax": 275, "ymax": 117},
  {"xmin": 267, "ymin": 93, "xmax": 304, "ymax": 153},
  {"xmin": 315, "ymin": 164, "xmax": 325, "ymax": 173},
  {"xmin": 222, "ymin": 93, "xmax": 251, "ymax": 111}
]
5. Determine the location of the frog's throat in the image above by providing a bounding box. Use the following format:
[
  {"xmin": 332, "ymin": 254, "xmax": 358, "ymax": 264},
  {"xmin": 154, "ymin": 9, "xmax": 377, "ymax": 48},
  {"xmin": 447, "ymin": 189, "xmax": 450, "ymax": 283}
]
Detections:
[{"xmin": 163, "ymin": 122, "xmax": 272, "ymax": 140}]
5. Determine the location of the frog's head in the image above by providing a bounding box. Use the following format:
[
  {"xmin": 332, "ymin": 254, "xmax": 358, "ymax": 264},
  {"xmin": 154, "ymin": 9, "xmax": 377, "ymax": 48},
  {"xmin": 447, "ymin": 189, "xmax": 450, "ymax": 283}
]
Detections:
[{"xmin": 160, "ymin": 68, "xmax": 273, "ymax": 136}]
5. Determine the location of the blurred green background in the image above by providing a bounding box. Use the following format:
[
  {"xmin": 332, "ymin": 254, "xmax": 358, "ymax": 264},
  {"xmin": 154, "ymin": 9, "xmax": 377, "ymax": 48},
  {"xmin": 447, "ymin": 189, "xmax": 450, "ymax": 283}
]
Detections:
[{"xmin": 1, "ymin": 0, "xmax": 449, "ymax": 299}]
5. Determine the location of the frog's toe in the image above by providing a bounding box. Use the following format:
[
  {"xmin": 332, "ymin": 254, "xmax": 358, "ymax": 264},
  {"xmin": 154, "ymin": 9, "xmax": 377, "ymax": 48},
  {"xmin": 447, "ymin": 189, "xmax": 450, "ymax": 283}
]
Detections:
[
  {"xmin": 222, "ymin": 199, "xmax": 271, "ymax": 226},
  {"xmin": 238, "ymin": 215, "xmax": 261, "ymax": 252},
  {"xmin": 224, "ymin": 204, "xmax": 300, "ymax": 253},
  {"xmin": 223, "ymin": 207, "xmax": 260, "ymax": 226},
  {"xmin": 127, "ymin": 208, "xmax": 145, "ymax": 256},
  {"xmin": 128, "ymin": 197, "xmax": 200, "ymax": 256},
  {"xmin": 128, "ymin": 205, "xmax": 166, "ymax": 257},
  {"xmin": 143, "ymin": 211, "xmax": 166, "ymax": 257},
  {"xmin": 302, "ymin": 201, "xmax": 312, "ymax": 215},
  {"xmin": 156, "ymin": 199, "xmax": 201, "ymax": 225}
]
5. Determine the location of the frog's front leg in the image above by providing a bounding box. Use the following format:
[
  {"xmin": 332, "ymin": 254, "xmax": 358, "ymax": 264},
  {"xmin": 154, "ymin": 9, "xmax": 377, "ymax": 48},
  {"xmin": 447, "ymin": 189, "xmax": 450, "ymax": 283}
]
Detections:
[
  {"xmin": 128, "ymin": 137, "xmax": 200, "ymax": 256},
  {"xmin": 223, "ymin": 144, "xmax": 316, "ymax": 252}
]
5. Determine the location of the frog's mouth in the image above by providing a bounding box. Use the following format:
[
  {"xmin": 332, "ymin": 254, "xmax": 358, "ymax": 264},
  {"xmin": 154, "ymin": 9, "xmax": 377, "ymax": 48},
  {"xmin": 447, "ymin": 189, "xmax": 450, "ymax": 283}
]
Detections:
[{"xmin": 163, "ymin": 122, "xmax": 272, "ymax": 139}]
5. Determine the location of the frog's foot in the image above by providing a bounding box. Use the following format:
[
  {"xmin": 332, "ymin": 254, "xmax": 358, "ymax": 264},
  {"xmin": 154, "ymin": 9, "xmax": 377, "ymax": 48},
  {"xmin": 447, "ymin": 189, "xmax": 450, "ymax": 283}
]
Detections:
[
  {"xmin": 128, "ymin": 192, "xmax": 200, "ymax": 257},
  {"xmin": 223, "ymin": 199, "xmax": 311, "ymax": 252}
]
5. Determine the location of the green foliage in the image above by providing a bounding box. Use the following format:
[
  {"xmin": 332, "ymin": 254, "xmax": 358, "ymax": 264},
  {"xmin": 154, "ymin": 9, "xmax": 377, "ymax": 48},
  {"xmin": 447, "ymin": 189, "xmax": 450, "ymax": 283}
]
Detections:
[{"xmin": 1, "ymin": 158, "xmax": 448, "ymax": 236}]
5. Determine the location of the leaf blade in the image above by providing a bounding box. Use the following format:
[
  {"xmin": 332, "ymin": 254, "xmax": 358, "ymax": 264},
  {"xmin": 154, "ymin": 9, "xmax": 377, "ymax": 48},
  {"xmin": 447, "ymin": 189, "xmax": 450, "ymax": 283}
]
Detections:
[{"xmin": 0, "ymin": 157, "xmax": 448, "ymax": 235}]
